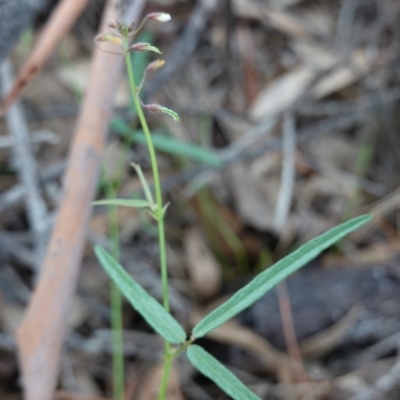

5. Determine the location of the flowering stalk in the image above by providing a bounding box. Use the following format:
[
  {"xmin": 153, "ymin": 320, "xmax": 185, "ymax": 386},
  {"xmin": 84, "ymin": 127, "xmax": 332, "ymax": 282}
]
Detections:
[{"xmin": 96, "ymin": 14, "xmax": 178, "ymax": 399}]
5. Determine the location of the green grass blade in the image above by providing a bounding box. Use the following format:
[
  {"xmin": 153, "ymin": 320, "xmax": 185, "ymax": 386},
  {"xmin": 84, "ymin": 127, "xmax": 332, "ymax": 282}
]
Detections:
[
  {"xmin": 131, "ymin": 163, "xmax": 155, "ymax": 207},
  {"xmin": 93, "ymin": 199, "xmax": 150, "ymax": 208},
  {"xmin": 187, "ymin": 345, "xmax": 261, "ymax": 400},
  {"xmin": 133, "ymin": 132, "xmax": 221, "ymax": 166},
  {"xmin": 192, "ymin": 215, "xmax": 372, "ymax": 338},
  {"xmin": 95, "ymin": 245, "xmax": 186, "ymax": 344},
  {"xmin": 111, "ymin": 119, "xmax": 222, "ymax": 167}
]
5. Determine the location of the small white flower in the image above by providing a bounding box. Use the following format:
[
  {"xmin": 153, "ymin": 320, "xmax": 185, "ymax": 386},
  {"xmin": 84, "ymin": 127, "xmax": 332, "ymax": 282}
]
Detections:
[{"xmin": 148, "ymin": 13, "xmax": 171, "ymax": 23}]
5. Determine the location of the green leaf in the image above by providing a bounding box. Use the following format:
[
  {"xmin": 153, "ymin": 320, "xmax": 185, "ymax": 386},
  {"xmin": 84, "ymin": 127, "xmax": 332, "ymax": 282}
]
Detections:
[
  {"xmin": 134, "ymin": 132, "xmax": 222, "ymax": 167},
  {"xmin": 94, "ymin": 245, "xmax": 186, "ymax": 344},
  {"xmin": 131, "ymin": 163, "xmax": 155, "ymax": 208},
  {"xmin": 144, "ymin": 44, "xmax": 162, "ymax": 54},
  {"xmin": 93, "ymin": 199, "xmax": 150, "ymax": 208},
  {"xmin": 192, "ymin": 215, "xmax": 372, "ymax": 338},
  {"xmin": 112, "ymin": 120, "xmax": 222, "ymax": 167},
  {"xmin": 187, "ymin": 345, "xmax": 261, "ymax": 400},
  {"xmin": 158, "ymin": 106, "xmax": 180, "ymax": 123}
]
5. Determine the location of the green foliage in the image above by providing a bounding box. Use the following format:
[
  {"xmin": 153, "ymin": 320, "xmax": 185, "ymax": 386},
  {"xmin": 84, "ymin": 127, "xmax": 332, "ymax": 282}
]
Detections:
[
  {"xmin": 187, "ymin": 345, "xmax": 261, "ymax": 400},
  {"xmin": 192, "ymin": 214, "xmax": 371, "ymax": 338},
  {"xmin": 95, "ymin": 214, "xmax": 371, "ymax": 399},
  {"xmin": 94, "ymin": 246, "xmax": 186, "ymax": 344},
  {"xmin": 94, "ymin": 13, "xmax": 374, "ymax": 400},
  {"xmin": 157, "ymin": 106, "xmax": 181, "ymax": 122},
  {"xmin": 93, "ymin": 199, "xmax": 150, "ymax": 208},
  {"xmin": 113, "ymin": 122, "xmax": 222, "ymax": 166},
  {"xmin": 131, "ymin": 162, "xmax": 156, "ymax": 209}
]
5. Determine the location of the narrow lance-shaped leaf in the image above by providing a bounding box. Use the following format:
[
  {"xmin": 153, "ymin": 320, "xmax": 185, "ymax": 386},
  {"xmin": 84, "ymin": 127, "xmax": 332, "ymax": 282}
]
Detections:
[
  {"xmin": 187, "ymin": 345, "xmax": 261, "ymax": 400},
  {"xmin": 192, "ymin": 215, "xmax": 372, "ymax": 338},
  {"xmin": 131, "ymin": 163, "xmax": 155, "ymax": 208},
  {"xmin": 133, "ymin": 132, "xmax": 222, "ymax": 167},
  {"xmin": 93, "ymin": 199, "xmax": 150, "ymax": 208},
  {"xmin": 143, "ymin": 104, "xmax": 180, "ymax": 123},
  {"xmin": 158, "ymin": 106, "xmax": 180, "ymax": 123},
  {"xmin": 114, "ymin": 123, "xmax": 222, "ymax": 167},
  {"xmin": 95, "ymin": 245, "xmax": 186, "ymax": 344}
]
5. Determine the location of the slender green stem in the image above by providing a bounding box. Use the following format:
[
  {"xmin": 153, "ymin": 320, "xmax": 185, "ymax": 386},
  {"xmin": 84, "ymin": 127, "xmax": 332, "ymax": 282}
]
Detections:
[
  {"xmin": 105, "ymin": 177, "xmax": 125, "ymax": 400},
  {"xmin": 111, "ymin": 283, "xmax": 124, "ymax": 399},
  {"xmin": 158, "ymin": 353, "xmax": 173, "ymax": 400},
  {"xmin": 123, "ymin": 37, "xmax": 171, "ymax": 399}
]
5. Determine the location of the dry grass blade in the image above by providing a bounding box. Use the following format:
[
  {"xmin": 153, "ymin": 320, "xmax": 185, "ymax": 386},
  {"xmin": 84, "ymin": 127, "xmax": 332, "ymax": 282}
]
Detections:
[
  {"xmin": 15, "ymin": 0, "xmax": 147, "ymax": 399},
  {"xmin": 1, "ymin": 0, "xmax": 90, "ymax": 111}
]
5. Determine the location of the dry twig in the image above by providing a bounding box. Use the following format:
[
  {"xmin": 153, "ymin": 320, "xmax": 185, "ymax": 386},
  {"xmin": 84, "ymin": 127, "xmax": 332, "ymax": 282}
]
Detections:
[
  {"xmin": 1, "ymin": 0, "xmax": 91, "ymax": 111},
  {"xmin": 1, "ymin": 59, "xmax": 49, "ymax": 269},
  {"xmin": 15, "ymin": 0, "xmax": 146, "ymax": 399}
]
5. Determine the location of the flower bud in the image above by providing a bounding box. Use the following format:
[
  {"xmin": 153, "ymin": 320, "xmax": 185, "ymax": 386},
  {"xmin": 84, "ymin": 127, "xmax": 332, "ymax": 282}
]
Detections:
[
  {"xmin": 146, "ymin": 59, "xmax": 165, "ymax": 73},
  {"xmin": 143, "ymin": 103, "xmax": 163, "ymax": 113},
  {"xmin": 95, "ymin": 34, "xmax": 123, "ymax": 47},
  {"xmin": 127, "ymin": 42, "xmax": 162, "ymax": 54},
  {"xmin": 147, "ymin": 12, "xmax": 171, "ymax": 23}
]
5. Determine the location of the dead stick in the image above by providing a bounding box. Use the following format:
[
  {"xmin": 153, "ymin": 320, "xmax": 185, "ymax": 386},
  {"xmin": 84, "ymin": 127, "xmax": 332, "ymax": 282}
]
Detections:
[
  {"xmin": 15, "ymin": 0, "xmax": 146, "ymax": 399},
  {"xmin": 1, "ymin": 0, "xmax": 91, "ymax": 111},
  {"xmin": 1, "ymin": 59, "xmax": 49, "ymax": 270}
]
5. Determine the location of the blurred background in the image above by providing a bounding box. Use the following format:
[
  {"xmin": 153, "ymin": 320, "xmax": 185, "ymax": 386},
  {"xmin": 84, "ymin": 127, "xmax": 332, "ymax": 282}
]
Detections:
[{"xmin": 1, "ymin": 0, "xmax": 400, "ymax": 399}]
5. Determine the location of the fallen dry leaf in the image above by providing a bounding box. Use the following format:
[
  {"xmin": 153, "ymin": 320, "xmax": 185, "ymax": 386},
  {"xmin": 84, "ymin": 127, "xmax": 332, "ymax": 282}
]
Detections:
[
  {"xmin": 249, "ymin": 67, "xmax": 314, "ymax": 121},
  {"xmin": 184, "ymin": 227, "xmax": 222, "ymax": 301},
  {"xmin": 227, "ymin": 158, "xmax": 281, "ymax": 231},
  {"xmin": 250, "ymin": 49, "xmax": 387, "ymax": 121}
]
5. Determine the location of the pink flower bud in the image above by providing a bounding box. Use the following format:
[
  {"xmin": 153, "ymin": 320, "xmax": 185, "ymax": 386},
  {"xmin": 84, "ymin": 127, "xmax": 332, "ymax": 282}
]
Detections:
[
  {"xmin": 127, "ymin": 43, "xmax": 162, "ymax": 54},
  {"xmin": 147, "ymin": 12, "xmax": 171, "ymax": 23},
  {"xmin": 143, "ymin": 104, "xmax": 163, "ymax": 113}
]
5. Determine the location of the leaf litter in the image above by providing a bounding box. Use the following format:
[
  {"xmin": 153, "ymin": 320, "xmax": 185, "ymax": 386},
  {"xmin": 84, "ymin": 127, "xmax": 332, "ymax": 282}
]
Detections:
[{"xmin": 1, "ymin": 0, "xmax": 400, "ymax": 399}]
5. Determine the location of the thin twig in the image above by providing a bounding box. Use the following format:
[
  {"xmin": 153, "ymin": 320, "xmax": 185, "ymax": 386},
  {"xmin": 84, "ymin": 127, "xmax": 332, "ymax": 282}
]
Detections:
[
  {"xmin": 0, "ymin": 159, "xmax": 66, "ymax": 213},
  {"xmin": 350, "ymin": 355, "xmax": 400, "ymax": 400},
  {"xmin": 335, "ymin": 0, "xmax": 364, "ymax": 52},
  {"xmin": 15, "ymin": 1, "xmax": 147, "ymax": 399},
  {"xmin": 1, "ymin": 59, "xmax": 49, "ymax": 270},
  {"xmin": 1, "ymin": 0, "xmax": 91, "ymax": 111},
  {"xmin": 160, "ymin": 109, "xmax": 368, "ymax": 197},
  {"xmin": 0, "ymin": 129, "xmax": 59, "ymax": 148},
  {"xmin": 0, "ymin": 233, "xmax": 37, "ymax": 269},
  {"xmin": 301, "ymin": 154, "xmax": 386, "ymax": 197}
]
